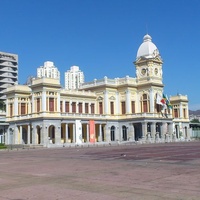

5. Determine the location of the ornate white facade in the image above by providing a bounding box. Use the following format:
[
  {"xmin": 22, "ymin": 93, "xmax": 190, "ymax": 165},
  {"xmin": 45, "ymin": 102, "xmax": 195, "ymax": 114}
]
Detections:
[{"xmin": 4, "ymin": 34, "xmax": 190, "ymax": 147}]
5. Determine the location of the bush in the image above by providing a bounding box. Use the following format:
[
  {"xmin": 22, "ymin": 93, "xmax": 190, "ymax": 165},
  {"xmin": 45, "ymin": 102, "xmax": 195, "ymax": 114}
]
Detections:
[{"xmin": 0, "ymin": 144, "xmax": 7, "ymax": 149}]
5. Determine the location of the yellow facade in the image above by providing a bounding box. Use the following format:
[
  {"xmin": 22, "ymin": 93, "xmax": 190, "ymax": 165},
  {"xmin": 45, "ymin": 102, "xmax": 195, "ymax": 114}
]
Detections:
[{"xmin": 4, "ymin": 34, "xmax": 190, "ymax": 147}]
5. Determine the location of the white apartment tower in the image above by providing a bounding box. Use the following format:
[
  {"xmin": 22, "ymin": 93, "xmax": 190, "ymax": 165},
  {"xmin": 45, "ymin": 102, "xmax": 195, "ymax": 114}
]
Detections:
[
  {"xmin": 37, "ymin": 61, "xmax": 60, "ymax": 82},
  {"xmin": 0, "ymin": 51, "xmax": 18, "ymax": 101},
  {"xmin": 65, "ymin": 66, "xmax": 84, "ymax": 90}
]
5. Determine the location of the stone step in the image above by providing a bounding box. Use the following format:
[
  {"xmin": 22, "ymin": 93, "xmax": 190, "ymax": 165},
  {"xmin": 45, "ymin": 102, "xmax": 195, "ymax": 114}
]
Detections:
[{"xmin": 6, "ymin": 144, "xmax": 44, "ymax": 149}]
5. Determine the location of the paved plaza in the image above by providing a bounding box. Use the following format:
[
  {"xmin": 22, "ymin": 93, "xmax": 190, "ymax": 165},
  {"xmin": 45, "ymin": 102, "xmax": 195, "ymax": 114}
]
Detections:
[{"xmin": 0, "ymin": 141, "xmax": 200, "ymax": 200}]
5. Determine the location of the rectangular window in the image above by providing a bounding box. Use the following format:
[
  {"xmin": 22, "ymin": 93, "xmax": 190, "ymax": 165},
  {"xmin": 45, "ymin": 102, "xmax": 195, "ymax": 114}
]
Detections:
[
  {"xmin": 21, "ymin": 103, "xmax": 26, "ymax": 115},
  {"xmin": 174, "ymin": 109, "xmax": 178, "ymax": 118},
  {"xmin": 91, "ymin": 103, "xmax": 95, "ymax": 114},
  {"xmin": 65, "ymin": 101, "xmax": 69, "ymax": 112},
  {"xmin": 49, "ymin": 98, "xmax": 54, "ymax": 112},
  {"xmin": 60, "ymin": 101, "xmax": 63, "ymax": 112},
  {"xmin": 121, "ymin": 101, "xmax": 126, "ymax": 114},
  {"xmin": 143, "ymin": 101, "xmax": 147, "ymax": 112},
  {"xmin": 131, "ymin": 101, "xmax": 135, "ymax": 113},
  {"xmin": 79, "ymin": 102, "xmax": 82, "ymax": 113},
  {"xmin": 99, "ymin": 102, "xmax": 103, "ymax": 114},
  {"xmin": 110, "ymin": 102, "xmax": 114, "ymax": 115},
  {"xmin": 72, "ymin": 102, "xmax": 76, "ymax": 113},
  {"xmin": 37, "ymin": 98, "xmax": 40, "ymax": 112},
  {"xmin": 85, "ymin": 103, "xmax": 89, "ymax": 114}
]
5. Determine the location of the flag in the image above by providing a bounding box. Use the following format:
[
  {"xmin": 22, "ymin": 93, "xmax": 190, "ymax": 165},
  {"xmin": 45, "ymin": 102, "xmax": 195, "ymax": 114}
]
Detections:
[
  {"xmin": 156, "ymin": 93, "xmax": 163, "ymax": 105},
  {"xmin": 166, "ymin": 95, "xmax": 172, "ymax": 109},
  {"xmin": 161, "ymin": 94, "xmax": 166, "ymax": 105}
]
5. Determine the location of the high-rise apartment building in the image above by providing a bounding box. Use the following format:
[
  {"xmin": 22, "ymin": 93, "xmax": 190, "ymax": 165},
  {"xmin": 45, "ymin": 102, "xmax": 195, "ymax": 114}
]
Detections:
[
  {"xmin": 65, "ymin": 66, "xmax": 84, "ymax": 90},
  {"xmin": 37, "ymin": 61, "xmax": 60, "ymax": 82},
  {"xmin": 0, "ymin": 52, "xmax": 18, "ymax": 101}
]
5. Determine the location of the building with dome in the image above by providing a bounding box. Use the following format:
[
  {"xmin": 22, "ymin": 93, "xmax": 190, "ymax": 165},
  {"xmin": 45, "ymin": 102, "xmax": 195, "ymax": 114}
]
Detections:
[{"xmin": 4, "ymin": 34, "xmax": 190, "ymax": 147}]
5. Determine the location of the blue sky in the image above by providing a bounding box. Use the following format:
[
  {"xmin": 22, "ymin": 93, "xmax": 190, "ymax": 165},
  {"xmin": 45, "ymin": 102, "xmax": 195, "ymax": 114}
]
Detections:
[{"xmin": 0, "ymin": 0, "xmax": 200, "ymax": 110}]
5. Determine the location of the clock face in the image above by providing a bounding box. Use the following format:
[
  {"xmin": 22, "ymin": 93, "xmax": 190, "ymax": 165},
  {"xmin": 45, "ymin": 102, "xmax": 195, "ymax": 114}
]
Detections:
[{"xmin": 141, "ymin": 68, "xmax": 146, "ymax": 75}]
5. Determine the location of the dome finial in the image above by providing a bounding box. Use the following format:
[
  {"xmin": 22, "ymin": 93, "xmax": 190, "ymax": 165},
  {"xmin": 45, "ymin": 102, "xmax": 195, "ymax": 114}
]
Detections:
[
  {"xmin": 136, "ymin": 34, "xmax": 160, "ymax": 59},
  {"xmin": 143, "ymin": 34, "xmax": 152, "ymax": 42}
]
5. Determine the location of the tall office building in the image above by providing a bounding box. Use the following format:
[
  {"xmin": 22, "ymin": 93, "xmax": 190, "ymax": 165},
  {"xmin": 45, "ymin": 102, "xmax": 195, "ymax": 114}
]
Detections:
[
  {"xmin": 0, "ymin": 51, "xmax": 18, "ymax": 101},
  {"xmin": 37, "ymin": 61, "xmax": 60, "ymax": 82},
  {"xmin": 65, "ymin": 66, "xmax": 84, "ymax": 90}
]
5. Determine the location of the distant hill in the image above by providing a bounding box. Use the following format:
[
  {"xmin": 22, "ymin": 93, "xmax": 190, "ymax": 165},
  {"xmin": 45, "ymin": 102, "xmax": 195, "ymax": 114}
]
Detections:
[{"xmin": 189, "ymin": 110, "xmax": 200, "ymax": 115}]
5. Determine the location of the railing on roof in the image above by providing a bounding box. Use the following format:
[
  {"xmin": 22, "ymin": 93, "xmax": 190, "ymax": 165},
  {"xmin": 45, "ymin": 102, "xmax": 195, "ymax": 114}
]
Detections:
[{"xmin": 80, "ymin": 76, "xmax": 136, "ymax": 89}]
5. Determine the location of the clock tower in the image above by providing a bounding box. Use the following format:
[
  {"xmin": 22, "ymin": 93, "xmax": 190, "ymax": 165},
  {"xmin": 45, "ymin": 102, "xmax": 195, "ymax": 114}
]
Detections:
[
  {"xmin": 134, "ymin": 34, "xmax": 164, "ymax": 114},
  {"xmin": 134, "ymin": 34, "xmax": 163, "ymax": 85}
]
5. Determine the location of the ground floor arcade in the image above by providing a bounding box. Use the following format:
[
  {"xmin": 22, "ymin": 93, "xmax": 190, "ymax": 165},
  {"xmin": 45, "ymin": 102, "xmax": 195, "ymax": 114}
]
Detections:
[{"xmin": 6, "ymin": 118, "xmax": 191, "ymax": 147}]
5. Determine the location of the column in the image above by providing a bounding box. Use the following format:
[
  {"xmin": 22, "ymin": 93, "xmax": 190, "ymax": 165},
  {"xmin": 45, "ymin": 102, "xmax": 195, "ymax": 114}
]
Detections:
[
  {"xmin": 142, "ymin": 122, "xmax": 147, "ymax": 140},
  {"xmin": 20, "ymin": 126, "xmax": 22, "ymax": 144},
  {"xmin": 83, "ymin": 101, "xmax": 85, "ymax": 114},
  {"xmin": 86, "ymin": 124, "xmax": 89, "ymax": 143},
  {"xmin": 63, "ymin": 100, "xmax": 66, "ymax": 113},
  {"xmin": 115, "ymin": 92, "xmax": 119, "ymax": 115},
  {"xmin": 73, "ymin": 123, "xmax": 75, "ymax": 143},
  {"xmin": 129, "ymin": 124, "xmax": 135, "ymax": 141},
  {"xmin": 13, "ymin": 127, "xmax": 17, "ymax": 144},
  {"xmin": 106, "ymin": 126, "xmax": 110, "ymax": 142},
  {"xmin": 6, "ymin": 99, "xmax": 8, "ymax": 117},
  {"xmin": 65, "ymin": 124, "xmax": 68, "ymax": 143},
  {"xmin": 126, "ymin": 89, "xmax": 131, "ymax": 114},
  {"xmin": 32, "ymin": 126, "xmax": 36, "ymax": 145},
  {"xmin": 149, "ymin": 89, "xmax": 154, "ymax": 113},
  {"xmin": 136, "ymin": 91, "xmax": 140, "ymax": 113},
  {"xmin": 168, "ymin": 123, "xmax": 173, "ymax": 142},
  {"xmin": 32, "ymin": 95, "xmax": 35, "ymax": 113},
  {"xmin": 55, "ymin": 126, "xmax": 61, "ymax": 144},
  {"xmin": 14, "ymin": 97, "xmax": 18, "ymax": 116},
  {"xmin": 161, "ymin": 123, "xmax": 166, "ymax": 141},
  {"xmin": 179, "ymin": 102, "xmax": 183, "ymax": 118},
  {"xmin": 151, "ymin": 122, "xmax": 156, "ymax": 141},
  {"xmin": 40, "ymin": 125, "xmax": 44, "ymax": 144},
  {"xmin": 27, "ymin": 125, "xmax": 30, "ymax": 144},
  {"xmin": 177, "ymin": 125, "xmax": 180, "ymax": 139},
  {"xmin": 57, "ymin": 92, "xmax": 60, "ymax": 112},
  {"xmin": 104, "ymin": 90, "xmax": 108, "ymax": 114},
  {"xmin": 42, "ymin": 91, "xmax": 46, "ymax": 112},
  {"xmin": 76, "ymin": 101, "xmax": 79, "ymax": 113},
  {"xmin": 69, "ymin": 100, "xmax": 72, "ymax": 113},
  {"xmin": 98, "ymin": 124, "xmax": 102, "ymax": 142},
  {"xmin": 186, "ymin": 127, "xmax": 190, "ymax": 140}
]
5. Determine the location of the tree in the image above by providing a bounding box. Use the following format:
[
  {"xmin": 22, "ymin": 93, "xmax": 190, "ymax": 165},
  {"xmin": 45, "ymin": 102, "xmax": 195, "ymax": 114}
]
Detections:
[{"xmin": 190, "ymin": 119, "xmax": 200, "ymax": 123}]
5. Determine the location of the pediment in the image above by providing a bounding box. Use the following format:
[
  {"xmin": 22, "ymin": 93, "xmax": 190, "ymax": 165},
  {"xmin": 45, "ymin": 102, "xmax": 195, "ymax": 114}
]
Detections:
[
  {"xmin": 97, "ymin": 96, "xmax": 103, "ymax": 101},
  {"xmin": 109, "ymin": 96, "xmax": 116, "ymax": 100}
]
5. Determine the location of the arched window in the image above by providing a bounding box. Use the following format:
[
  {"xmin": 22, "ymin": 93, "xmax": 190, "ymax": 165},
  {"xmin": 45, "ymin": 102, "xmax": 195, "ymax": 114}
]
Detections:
[
  {"xmin": 141, "ymin": 94, "xmax": 150, "ymax": 113},
  {"xmin": 110, "ymin": 126, "xmax": 115, "ymax": 141},
  {"xmin": 122, "ymin": 125, "xmax": 127, "ymax": 141}
]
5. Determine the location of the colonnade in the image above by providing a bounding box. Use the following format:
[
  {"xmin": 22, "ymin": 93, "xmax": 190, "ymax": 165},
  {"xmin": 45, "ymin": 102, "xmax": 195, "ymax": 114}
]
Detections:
[{"xmin": 6, "ymin": 120, "xmax": 190, "ymax": 146}]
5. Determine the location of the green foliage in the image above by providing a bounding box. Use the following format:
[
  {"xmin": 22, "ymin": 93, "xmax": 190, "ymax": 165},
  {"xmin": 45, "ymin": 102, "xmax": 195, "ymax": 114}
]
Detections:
[
  {"xmin": 0, "ymin": 143, "xmax": 7, "ymax": 149},
  {"xmin": 191, "ymin": 119, "xmax": 200, "ymax": 123}
]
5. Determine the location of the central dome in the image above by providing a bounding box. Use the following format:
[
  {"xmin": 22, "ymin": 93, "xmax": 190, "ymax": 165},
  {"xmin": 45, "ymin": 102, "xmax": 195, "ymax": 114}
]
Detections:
[{"xmin": 136, "ymin": 34, "xmax": 159, "ymax": 59}]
